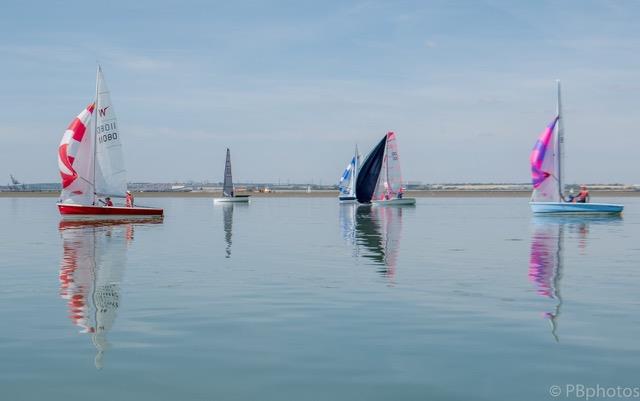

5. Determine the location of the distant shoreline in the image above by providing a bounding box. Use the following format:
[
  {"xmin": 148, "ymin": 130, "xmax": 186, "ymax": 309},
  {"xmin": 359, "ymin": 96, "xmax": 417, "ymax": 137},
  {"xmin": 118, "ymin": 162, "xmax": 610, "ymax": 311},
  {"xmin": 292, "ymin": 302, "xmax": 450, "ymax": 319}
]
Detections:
[{"xmin": 2, "ymin": 190, "xmax": 639, "ymax": 198}]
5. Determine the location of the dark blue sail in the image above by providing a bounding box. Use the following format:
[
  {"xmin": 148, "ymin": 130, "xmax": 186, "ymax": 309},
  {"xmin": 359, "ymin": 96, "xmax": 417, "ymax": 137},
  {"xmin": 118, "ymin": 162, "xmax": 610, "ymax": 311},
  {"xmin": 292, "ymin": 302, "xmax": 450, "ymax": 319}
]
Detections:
[{"xmin": 355, "ymin": 135, "xmax": 387, "ymax": 203}]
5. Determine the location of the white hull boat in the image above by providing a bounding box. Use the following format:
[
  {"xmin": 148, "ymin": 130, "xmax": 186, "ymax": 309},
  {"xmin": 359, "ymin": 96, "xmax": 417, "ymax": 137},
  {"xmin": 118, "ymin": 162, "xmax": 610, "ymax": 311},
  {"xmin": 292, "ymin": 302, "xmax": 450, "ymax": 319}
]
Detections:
[
  {"xmin": 528, "ymin": 81, "xmax": 623, "ymax": 215},
  {"xmin": 214, "ymin": 195, "xmax": 250, "ymax": 203},
  {"xmin": 372, "ymin": 198, "xmax": 416, "ymax": 206},
  {"xmin": 530, "ymin": 202, "xmax": 623, "ymax": 214}
]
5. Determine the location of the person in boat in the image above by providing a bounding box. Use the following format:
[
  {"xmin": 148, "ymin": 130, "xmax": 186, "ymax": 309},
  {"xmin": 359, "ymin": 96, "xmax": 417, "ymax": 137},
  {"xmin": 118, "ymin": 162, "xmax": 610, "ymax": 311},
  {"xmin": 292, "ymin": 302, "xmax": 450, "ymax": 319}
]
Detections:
[
  {"xmin": 125, "ymin": 190, "xmax": 134, "ymax": 207},
  {"xmin": 398, "ymin": 191, "xmax": 403, "ymax": 199},
  {"xmin": 573, "ymin": 185, "xmax": 590, "ymax": 203},
  {"xmin": 99, "ymin": 197, "xmax": 114, "ymax": 207},
  {"xmin": 565, "ymin": 188, "xmax": 575, "ymax": 202}
]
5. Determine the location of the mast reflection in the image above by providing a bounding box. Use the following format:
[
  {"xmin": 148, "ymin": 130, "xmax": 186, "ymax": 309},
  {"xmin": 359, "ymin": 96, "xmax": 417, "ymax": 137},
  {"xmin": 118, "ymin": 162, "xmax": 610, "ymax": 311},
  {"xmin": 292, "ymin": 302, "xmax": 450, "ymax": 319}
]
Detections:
[
  {"xmin": 528, "ymin": 215, "xmax": 621, "ymax": 341},
  {"xmin": 58, "ymin": 218, "xmax": 161, "ymax": 369}
]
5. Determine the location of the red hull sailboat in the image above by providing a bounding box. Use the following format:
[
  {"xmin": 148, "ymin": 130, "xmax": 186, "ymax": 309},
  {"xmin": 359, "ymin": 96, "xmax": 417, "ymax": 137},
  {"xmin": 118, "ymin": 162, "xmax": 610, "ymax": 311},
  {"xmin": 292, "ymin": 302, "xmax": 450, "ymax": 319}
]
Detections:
[{"xmin": 56, "ymin": 66, "xmax": 163, "ymax": 218}]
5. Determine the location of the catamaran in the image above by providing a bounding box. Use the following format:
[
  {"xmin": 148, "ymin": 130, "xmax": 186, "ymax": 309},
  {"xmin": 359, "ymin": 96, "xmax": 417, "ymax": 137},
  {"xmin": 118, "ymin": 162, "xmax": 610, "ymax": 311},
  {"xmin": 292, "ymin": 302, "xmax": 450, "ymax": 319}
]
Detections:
[
  {"xmin": 57, "ymin": 66, "xmax": 163, "ymax": 217},
  {"xmin": 338, "ymin": 145, "xmax": 360, "ymax": 203},
  {"xmin": 214, "ymin": 148, "xmax": 250, "ymax": 203},
  {"xmin": 355, "ymin": 132, "xmax": 415, "ymax": 206},
  {"xmin": 529, "ymin": 81, "xmax": 623, "ymax": 214}
]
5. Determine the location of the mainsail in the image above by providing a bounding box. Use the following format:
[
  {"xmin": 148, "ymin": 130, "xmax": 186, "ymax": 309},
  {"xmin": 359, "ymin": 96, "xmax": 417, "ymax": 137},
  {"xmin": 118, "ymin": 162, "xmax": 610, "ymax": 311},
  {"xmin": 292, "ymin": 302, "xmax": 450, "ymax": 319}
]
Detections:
[
  {"xmin": 355, "ymin": 135, "xmax": 387, "ymax": 203},
  {"xmin": 530, "ymin": 116, "xmax": 560, "ymax": 202},
  {"xmin": 372, "ymin": 132, "xmax": 403, "ymax": 201},
  {"xmin": 94, "ymin": 67, "xmax": 127, "ymax": 198},
  {"xmin": 223, "ymin": 148, "xmax": 233, "ymax": 197},
  {"xmin": 58, "ymin": 104, "xmax": 96, "ymax": 204}
]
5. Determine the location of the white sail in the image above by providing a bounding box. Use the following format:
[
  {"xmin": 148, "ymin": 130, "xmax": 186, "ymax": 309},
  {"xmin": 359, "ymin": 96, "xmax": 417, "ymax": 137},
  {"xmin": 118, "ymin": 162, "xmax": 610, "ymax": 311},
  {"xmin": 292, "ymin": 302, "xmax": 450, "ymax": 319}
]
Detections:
[
  {"xmin": 373, "ymin": 132, "xmax": 403, "ymax": 200},
  {"xmin": 94, "ymin": 67, "xmax": 127, "ymax": 198}
]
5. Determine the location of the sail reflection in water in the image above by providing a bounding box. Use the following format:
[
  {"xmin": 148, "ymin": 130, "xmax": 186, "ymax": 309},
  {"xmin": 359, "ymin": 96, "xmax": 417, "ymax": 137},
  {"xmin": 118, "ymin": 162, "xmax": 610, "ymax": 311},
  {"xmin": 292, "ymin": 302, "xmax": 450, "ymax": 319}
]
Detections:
[
  {"xmin": 342, "ymin": 204, "xmax": 404, "ymax": 277},
  {"xmin": 58, "ymin": 219, "xmax": 160, "ymax": 368},
  {"xmin": 528, "ymin": 216, "xmax": 621, "ymax": 341},
  {"xmin": 223, "ymin": 204, "xmax": 233, "ymax": 258},
  {"xmin": 218, "ymin": 203, "xmax": 247, "ymax": 258}
]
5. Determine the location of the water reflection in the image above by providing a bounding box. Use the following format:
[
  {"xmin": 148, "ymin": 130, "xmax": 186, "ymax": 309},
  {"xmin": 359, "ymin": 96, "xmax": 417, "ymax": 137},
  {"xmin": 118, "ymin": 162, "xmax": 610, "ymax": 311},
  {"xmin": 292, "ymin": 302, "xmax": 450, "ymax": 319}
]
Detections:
[
  {"xmin": 58, "ymin": 218, "xmax": 161, "ymax": 369},
  {"xmin": 217, "ymin": 203, "xmax": 247, "ymax": 258},
  {"xmin": 223, "ymin": 204, "xmax": 233, "ymax": 258},
  {"xmin": 344, "ymin": 204, "xmax": 405, "ymax": 277},
  {"xmin": 528, "ymin": 215, "xmax": 622, "ymax": 341}
]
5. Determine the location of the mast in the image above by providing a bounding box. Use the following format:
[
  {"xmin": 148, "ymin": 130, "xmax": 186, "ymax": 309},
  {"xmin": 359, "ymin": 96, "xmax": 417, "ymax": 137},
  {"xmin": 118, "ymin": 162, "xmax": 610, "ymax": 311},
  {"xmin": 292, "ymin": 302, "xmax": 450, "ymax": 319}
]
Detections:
[
  {"xmin": 556, "ymin": 80, "xmax": 564, "ymax": 200},
  {"xmin": 385, "ymin": 134, "xmax": 390, "ymax": 197},
  {"xmin": 92, "ymin": 65, "xmax": 100, "ymax": 204},
  {"xmin": 352, "ymin": 144, "xmax": 359, "ymax": 195}
]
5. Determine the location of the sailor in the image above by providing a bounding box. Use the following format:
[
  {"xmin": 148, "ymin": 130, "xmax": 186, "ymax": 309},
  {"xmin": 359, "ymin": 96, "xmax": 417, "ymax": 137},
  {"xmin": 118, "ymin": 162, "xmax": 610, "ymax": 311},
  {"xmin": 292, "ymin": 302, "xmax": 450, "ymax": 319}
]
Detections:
[
  {"xmin": 565, "ymin": 188, "xmax": 575, "ymax": 202},
  {"xmin": 125, "ymin": 190, "xmax": 134, "ymax": 207},
  {"xmin": 104, "ymin": 197, "xmax": 113, "ymax": 207},
  {"xmin": 573, "ymin": 185, "xmax": 590, "ymax": 203}
]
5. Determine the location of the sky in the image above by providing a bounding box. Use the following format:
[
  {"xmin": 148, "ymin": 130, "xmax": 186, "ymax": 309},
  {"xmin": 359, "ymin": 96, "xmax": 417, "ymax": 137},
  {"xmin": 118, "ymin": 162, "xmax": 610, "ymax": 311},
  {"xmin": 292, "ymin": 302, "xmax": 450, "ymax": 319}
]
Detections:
[{"xmin": 1, "ymin": 0, "xmax": 639, "ymax": 184}]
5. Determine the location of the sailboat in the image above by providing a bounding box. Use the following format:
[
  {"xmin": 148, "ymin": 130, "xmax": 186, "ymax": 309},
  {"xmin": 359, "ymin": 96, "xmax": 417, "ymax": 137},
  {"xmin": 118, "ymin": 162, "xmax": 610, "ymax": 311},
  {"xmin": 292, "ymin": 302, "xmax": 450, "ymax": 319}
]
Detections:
[
  {"xmin": 355, "ymin": 132, "xmax": 415, "ymax": 205},
  {"xmin": 214, "ymin": 148, "xmax": 250, "ymax": 203},
  {"xmin": 56, "ymin": 66, "xmax": 163, "ymax": 217},
  {"xmin": 337, "ymin": 145, "xmax": 360, "ymax": 203},
  {"xmin": 529, "ymin": 81, "xmax": 623, "ymax": 214}
]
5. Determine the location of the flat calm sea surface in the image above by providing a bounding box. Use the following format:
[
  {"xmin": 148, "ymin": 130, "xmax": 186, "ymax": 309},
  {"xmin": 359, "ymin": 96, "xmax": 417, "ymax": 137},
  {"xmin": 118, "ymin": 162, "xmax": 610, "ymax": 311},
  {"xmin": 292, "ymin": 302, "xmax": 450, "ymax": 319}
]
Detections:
[{"xmin": 1, "ymin": 196, "xmax": 639, "ymax": 401}]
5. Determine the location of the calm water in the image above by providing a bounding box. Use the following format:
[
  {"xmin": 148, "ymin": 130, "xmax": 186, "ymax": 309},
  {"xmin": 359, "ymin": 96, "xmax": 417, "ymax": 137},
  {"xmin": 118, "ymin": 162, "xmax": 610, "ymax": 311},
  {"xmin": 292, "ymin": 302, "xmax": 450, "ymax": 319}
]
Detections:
[{"xmin": 2, "ymin": 196, "xmax": 639, "ymax": 401}]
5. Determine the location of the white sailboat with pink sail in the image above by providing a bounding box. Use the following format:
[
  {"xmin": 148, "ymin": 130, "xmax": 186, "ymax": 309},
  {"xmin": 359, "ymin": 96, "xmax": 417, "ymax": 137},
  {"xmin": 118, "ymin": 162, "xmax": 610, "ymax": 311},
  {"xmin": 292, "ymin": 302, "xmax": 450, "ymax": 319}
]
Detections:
[
  {"xmin": 355, "ymin": 132, "xmax": 415, "ymax": 206},
  {"xmin": 57, "ymin": 66, "xmax": 163, "ymax": 217},
  {"xmin": 529, "ymin": 81, "xmax": 622, "ymax": 214}
]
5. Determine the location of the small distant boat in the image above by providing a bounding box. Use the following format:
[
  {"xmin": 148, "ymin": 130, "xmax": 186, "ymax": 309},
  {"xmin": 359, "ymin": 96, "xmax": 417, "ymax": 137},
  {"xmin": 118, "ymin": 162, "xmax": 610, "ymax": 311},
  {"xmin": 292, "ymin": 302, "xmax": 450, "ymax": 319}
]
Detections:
[
  {"xmin": 529, "ymin": 81, "xmax": 622, "ymax": 214},
  {"xmin": 338, "ymin": 145, "xmax": 360, "ymax": 203},
  {"xmin": 355, "ymin": 132, "xmax": 415, "ymax": 206},
  {"xmin": 57, "ymin": 66, "xmax": 163, "ymax": 218},
  {"xmin": 214, "ymin": 148, "xmax": 250, "ymax": 203}
]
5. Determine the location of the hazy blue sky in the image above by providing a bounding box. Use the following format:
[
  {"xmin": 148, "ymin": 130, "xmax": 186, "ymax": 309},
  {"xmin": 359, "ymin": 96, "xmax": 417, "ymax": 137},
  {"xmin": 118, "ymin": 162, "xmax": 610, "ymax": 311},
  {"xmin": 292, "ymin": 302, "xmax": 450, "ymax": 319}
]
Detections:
[{"xmin": 1, "ymin": 0, "xmax": 638, "ymax": 184}]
